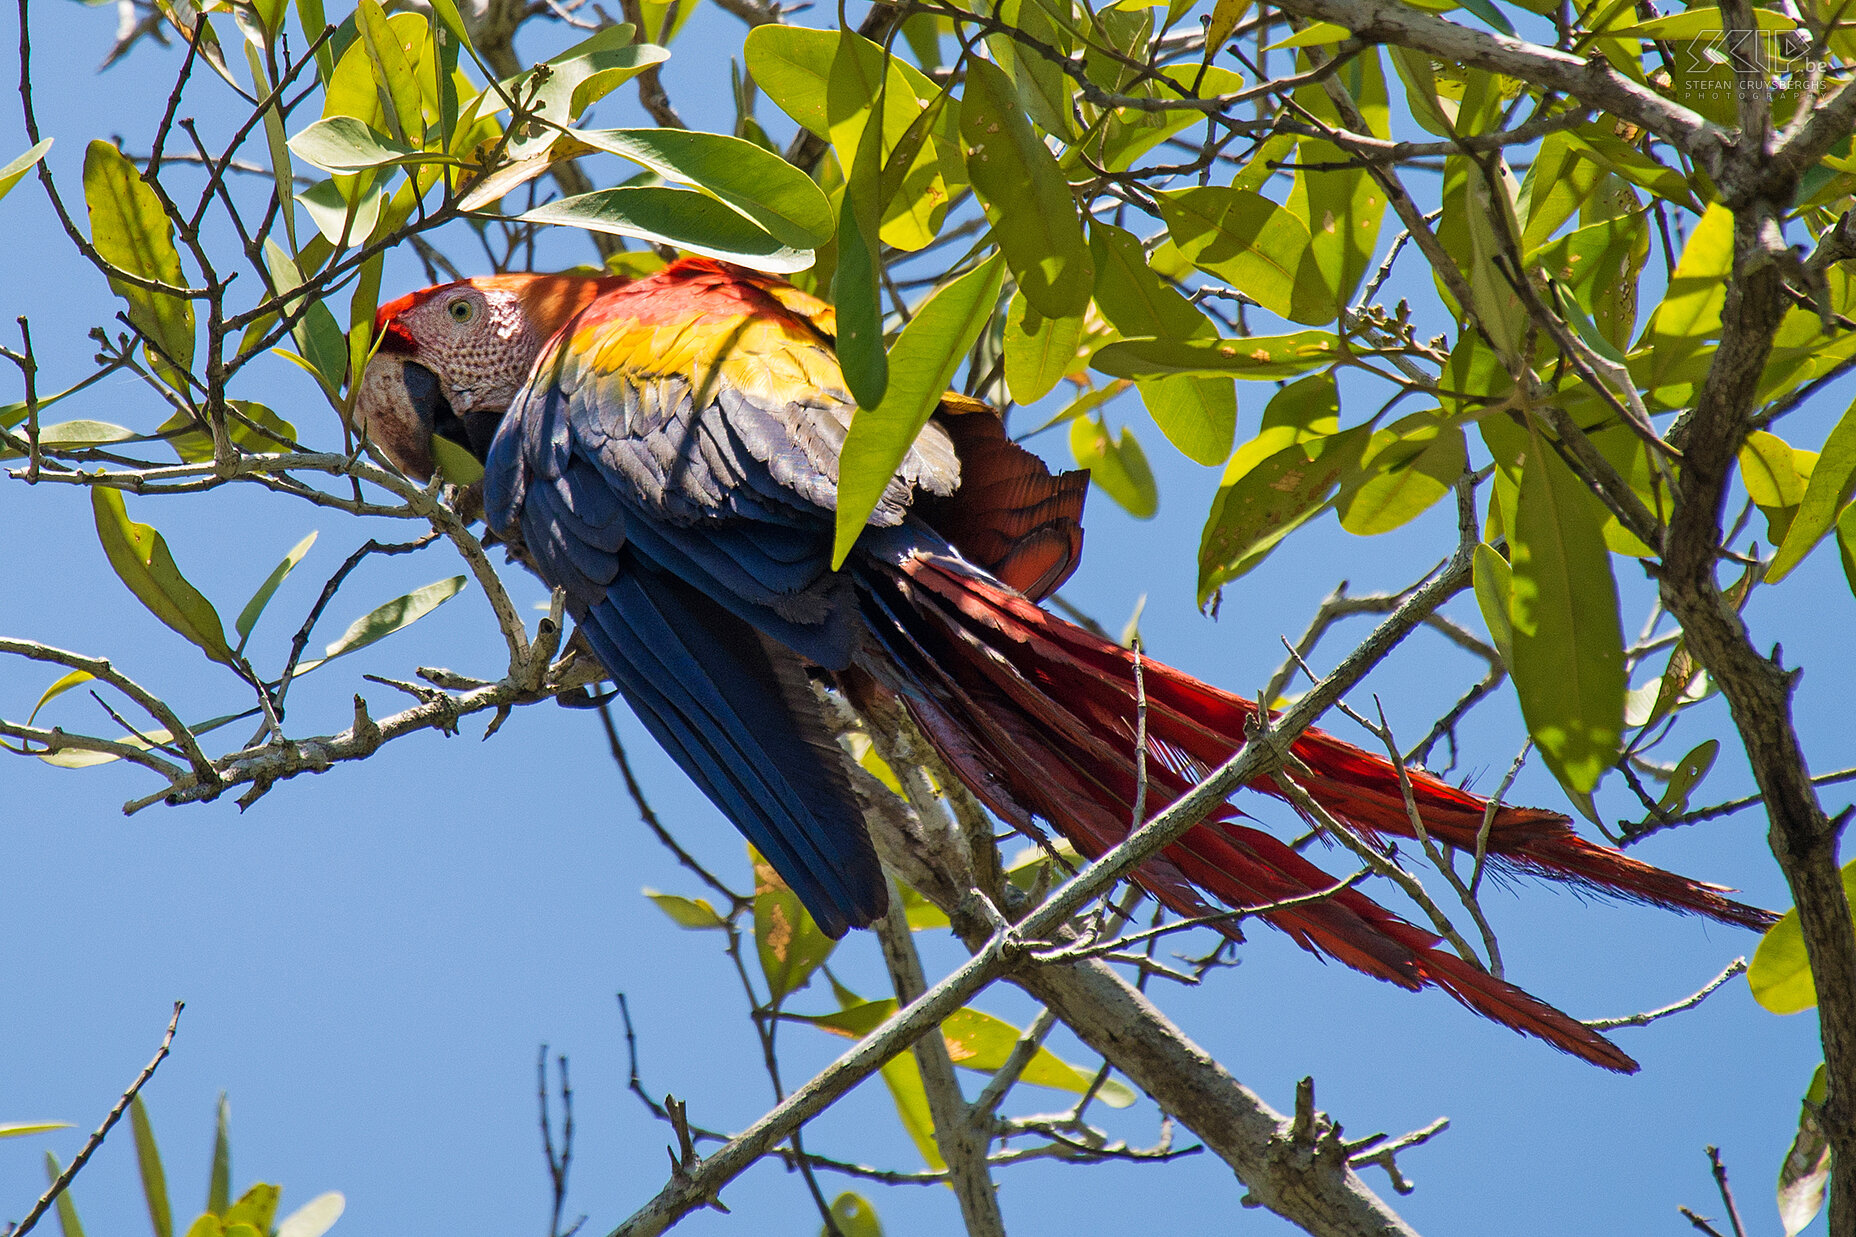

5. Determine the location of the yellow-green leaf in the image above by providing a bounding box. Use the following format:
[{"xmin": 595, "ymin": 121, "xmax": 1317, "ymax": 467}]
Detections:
[
  {"xmin": 822, "ymin": 1193, "xmax": 883, "ymax": 1237},
  {"xmin": 1508, "ymin": 424, "xmax": 1625, "ymax": 795},
  {"xmin": 1071, "ymin": 414, "xmax": 1158, "ymax": 519},
  {"xmin": 1769, "ymin": 392, "xmax": 1856, "ymax": 582},
  {"xmin": 960, "ymin": 58, "xmax": 1093, "ymax": 318},
  {"xmin": 1473, "ymin": 543, "xmax": 1515, "ymax": 670},
  {"xmin": 1337, "ymin": 414, "xmax": 1466, "ymax": 535},
  {"xmin": 644, "ymin": 890, "xmax": 728, "ymax": 929},
  {"xmin": 1003, "ymin": 288, "xmax": 1085, "ymax": 406},
  {"xmin": 355, "ymin": 0, "xmax": 423, "ymax": 144},
  {"xmin": 0, "ymin": 1122, "xmax": 70, "ymax": 1138},
  {"xmin": 91, "ymin": 488, "xmax": 235, "ymax": 667},
  {"xmin": 1198, "ymin": 420, "xmax": 1370, "ymax": 603},
  {"xmin": 44, "ymin": 1149, "xmax": 88, "ymax": 1237},
  {"xmin": 235, "ymin": 530, "xmax": 316, "ymax": 651},
  {"xmin": 1088, "ymin": 221, "xmax": 1235, "ymax": 464},
  {"xmin": 1153, "ymin": 186, "xmax": 1323, "ymax": 324},
  {"xmin": 833, "ymin": 254, "xmax": 1006, "ymax": 566},
  {"xmin": 751, "ymin": 848, "xmax": 836, "ymax": 1003},
  {"xmin": 293, "ymin": 576, "xmax": 466, "ymax": 674},
  {"xmin": 131, "ymin": 1096, "xmax": 172, "ymax": 1237},
  {"xmin": 0, "ymin": 137, "xmax": 52, "ymax": 203},
  {"xmin": 1749, "ymin": 859, "xmax": 1856, "ymax": 1014},
  {"xmin": 1092, "ymin": 331, "xmax": 1344, "ymax": 381},
  {"xmin": 223, "ymin": 1184, "xmax": 280, "ymax": 1233},
  {"xmin": 83, "ymin": 141, "xmax": 195, "ymax": 394}
]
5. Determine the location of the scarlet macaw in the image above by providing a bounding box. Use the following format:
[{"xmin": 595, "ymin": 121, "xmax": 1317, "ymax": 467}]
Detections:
[{"xmin": 354, "ymin": 256, "xmax": 1773, "ymax": 1072}]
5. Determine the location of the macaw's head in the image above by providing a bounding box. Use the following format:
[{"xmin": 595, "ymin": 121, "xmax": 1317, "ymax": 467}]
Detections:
[{"xmin": 351, "ymin": 272, "xmax": 622, "ymax": 481}]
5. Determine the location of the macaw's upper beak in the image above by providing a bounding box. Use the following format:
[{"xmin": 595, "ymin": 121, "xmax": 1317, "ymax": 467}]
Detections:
[{"xmin": 351, "ymin": 354, "xmax": 449, "ymax": 482}]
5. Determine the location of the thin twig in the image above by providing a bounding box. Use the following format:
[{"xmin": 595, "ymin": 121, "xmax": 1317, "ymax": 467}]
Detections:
[
  {"xmin": 10, "ymin": 1003, "xmax": 183, "ymax": 1237},
  {"xmin": 1583, "ymin": 958, "xmax": 1748, "ymax": 1031}
]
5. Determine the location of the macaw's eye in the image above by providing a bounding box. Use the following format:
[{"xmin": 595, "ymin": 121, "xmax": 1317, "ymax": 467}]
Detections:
[{"xmin": 447, "ymin": 298, "xmax": 477, "ymax": 324}]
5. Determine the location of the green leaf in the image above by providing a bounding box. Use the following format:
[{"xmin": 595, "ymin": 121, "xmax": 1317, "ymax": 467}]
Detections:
[
  {"xmin": 0, "ymin": 419, "xmax": 138, "ymax": 459},
  {"xmin": 1779, "ymin": 1064, "xmax": 1831, "ymax": 1237},
  {"xmin": 751, "ymin": 848, "xmax": 835, "ymax": 1003},
  {"xmin": 574, "ymin": 128, "xmax": 835, "ymax": 250},
  {"xmin": 898, "ymin": 880, "xmax": 950, "ymax": 930},
  {"xmin": 1285, "ymin": 51, "xmax": 1389, "ymax": 313},
  {"xmin": 834, "ymin": 74, "xmax": 889, "ymax": 409},
  {"xmin": 1838, "ymin": 502, "xmax": 1856, "ymax": 600},
  {"xmin": 1749, "ymin": 858, "xmax": 1856, "ymax": 1014},
  {"xmin": 83, "ymin": 141, "xmax": 195, "ymax": 394},
  {"xmin": 131, "ymin": 1096, "xmax": 173, "ymax": 1237},
  {"xmin": 1267, "ymin": 20, "xmax": 1351, "ymax": 47},
  {"xmin": 1198, "ymin": 415, "xmax": 1369, "ymax": 603},
  {"xmin": 347, "ymin": 250, "xmax": 385, "ymax": 403},
  {"xmin": 833, "ymin": 254, "xmax": 1006, "ymax": 566},
  {"xmin": 354, "ymin": 0, "xmax": 422, "ymax": 144},
  {"xmin": 287, "ymin": 115, "xmax": 423, "ymax": 171},
  {"xmin": 822, "ymin": 1193, "xmax": 883, "ymax": 1237},
  {"xmin": 0, "ymin": 1122, "xmax": 71, "ymax": 1138},
  {"xmin": 159, "ymin": 400, "xmax": 298, "ymax": 463},
  {"xmin": 644, "ymin": 890, "xmax": 728, "ymax": 929},
  {"xmin": 960, "ymin": 58, "xmax": 1093, "ymax": 318},
  {"xmin": 516, "ymin": 187, "xmax": 811, "ymax": 274},
  {"xmin": 207, "ymin": 1095, "xmax": 230, "ymax": 1216},
  {"xmin": 295, "ymin": 576, "xmax": 466, "ymax": 673},
  {"xmin": 1657, "ymin": 739, "xmax": 1718, "ymax": 815},
  {"xmin": 1091, "ymin": 332, "xmax": 1344, "ymax": 381},
  {"xmin": 44, "ymin": 1150, "xmax": 87, "ymax": 1237},
  {"xmin": 1508, "ymin": 424, "xmax": 1625, "ymax": 796},
  {"xmin": 295, "ymin": 177, "xmax": 386, "ymax": 251},
  {"xmin": 1336, "ymin": 414, "xmax": 1466, "ymax": 535},
  {"xmin": 1003, "ymin": 289, "xmax": 1085, "ymax": 406},
  {"xmin": 1473, "ymin": 543, "xmax": 1515, "ymax": 671},
  {"xmin": 1520, "ymin": 133, "xmax": 1601, "ymax": 251},
  {"xmin": 744, "ymin": 26, "xmax": 956, "ymax": 252},
  {"xmin": 509, "ymin": 26, "xmax": 664, "ymax": 142},
  {"xmin": 262, "ymin": 243, "xmax": 349, "ymax": 399},
  {"xmin": 1563, "ymin": 123, "xmax": 1696, "ymax": 211},
  {"xmin": 1530, "ymin": 210, "xmax": 1649, "ymax": 353},
  {"xmin": 275, "ymin": 1193, "xmax": 344, "ymax": 1237},
  {"xmin": 1071, "ymin": 414, "xmax": 1158, "ymax": 519},
  {"xmin": 92, "ymin": 488, "xmax": 235, "ymax": 667},
  {"xmin": 430, "ymin": 434, "xmax": 485, "ymax": 486},
  {"xmin": 1611, "ymin": 6, "xmax": 1795, "ymax": 37},
  {"xmin": 797, "ymin": 998, "xmax": 1133, "ymax": 1105},
  {"xmin": 1643, "ymin": 202, "xmax": 1731, "ymax": 405},
  {"xmin": 296, "ymin": 0, "xmax": 333, "ymax": 82},
  {"xmin": 1769, "ymin": 391, "xmax": 1856, "ymax": 582},
  {"xmin": 1153, "ymin": 186, "xmax": 1324, "ymax": 324},
  {"xmin": 879, "ymin": 1048, "xmax": 943, "ymax": 1168},
  {"xmin": 0, "ymin": 137, "xmax": 52, "ymax": 203},
  {"xmin": 986, "ymin": 0, "xmax": 1073, "ymax": 138},
  {"xmin": 236, "ymin": 531, "xmax": 317, "ymax": 652},
  {"xmin": 1088, "ymin": 221, "xmax": 1235, "ymax": 464}
]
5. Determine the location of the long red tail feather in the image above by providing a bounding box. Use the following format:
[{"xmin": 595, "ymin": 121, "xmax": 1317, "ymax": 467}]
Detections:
[{"xmin": 856, "ymin": 550, "xmax": 1774, "ymax": 1072}]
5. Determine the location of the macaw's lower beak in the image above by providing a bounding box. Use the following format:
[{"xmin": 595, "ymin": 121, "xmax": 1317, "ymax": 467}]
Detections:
[{"xmin": 351, "ymin": 355, "xmax": 448, "ymax": 482}]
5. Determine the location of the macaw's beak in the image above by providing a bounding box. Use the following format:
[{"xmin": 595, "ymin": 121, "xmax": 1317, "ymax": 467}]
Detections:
[{"xmin": 351, "ymin": 354, "xmax": 448, "ymax": 482}]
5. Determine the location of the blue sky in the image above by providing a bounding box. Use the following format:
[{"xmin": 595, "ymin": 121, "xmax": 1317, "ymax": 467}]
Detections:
[{"xmin": 0, "ymin": 3, "xmax": 1840, "ymax": 1234}]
